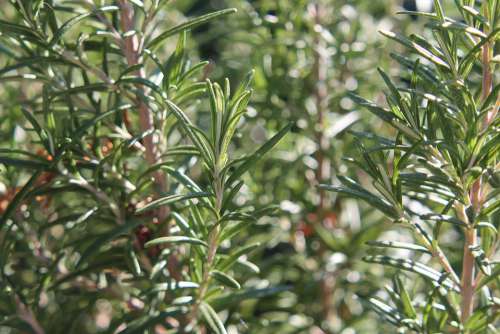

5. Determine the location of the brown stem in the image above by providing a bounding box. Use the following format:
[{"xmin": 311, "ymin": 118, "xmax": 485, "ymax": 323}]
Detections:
[
  {"xmin": 313, "ymin": 4, "xmax": 330, "ymax": 216},
  {"xmin": 311, "ymin": 3, "xmax": 335, "ymax": 329},
  {"xmin": 461, "ymin": 6, "xmax": 494, "ymax": 322},
  {"xmin": 118, "ymin": 1, "xmax": 169, "ymax": 220},
  {"xmin": 15, "ymin": 295, "xmax": 45, "ymax": 334},
  {"xmin": 408, "ymin": 215, "xmax": 461, "ymax": 285},
  {"xmin": 461, "ymin": 228, "xmax": 477, "ymax": 322},
  {"xmin": 117, "ymin": 1, "xmax": 181, "ymax": 286}
]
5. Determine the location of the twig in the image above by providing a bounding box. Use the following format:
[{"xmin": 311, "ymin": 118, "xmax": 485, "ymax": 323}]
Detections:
[
  {"xmin": 461, "ymin": 4, "xmax": 494, "ymax": 321},
  {"xmin": 15, "ymin": 295, "xmax": 45, "ymax": 334},
  {"xmin": 118, "ymin": 0, "xmax": 169, "ymax": 222}
]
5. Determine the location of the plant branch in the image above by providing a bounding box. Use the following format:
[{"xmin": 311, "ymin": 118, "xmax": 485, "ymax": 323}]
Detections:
[
  {"xmin": 118, "ymin": 0, "xmax": 169, "ymax": 220},
  {"xmin": 185, "ymin": 168, "xmax": 224, "ymax": 331},
  {"xmin": 15, "ymin": 295, "xmax": 45, "ymax": 334},
  {"xmin": 461, "ymin": 5, "xmax": 495, "ymax": 322},
  {"xmin": 311, "ymin": 3, "xmax": 336, "ymax": 330}
]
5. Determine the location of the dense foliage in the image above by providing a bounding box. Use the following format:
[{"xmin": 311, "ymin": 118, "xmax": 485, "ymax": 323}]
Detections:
[
  {"xmin": 0, "ymin": 1, "xmax": 498, "ymax": 333},
  {"xmin": 324, "ymin": 1, "xmax": 500, "ymax": 332}
]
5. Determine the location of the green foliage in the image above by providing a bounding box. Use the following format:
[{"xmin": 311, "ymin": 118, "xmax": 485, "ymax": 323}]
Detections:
[
  {"xmin": 0, "ymin": 0, "xmax": 498, "ymax": 333},
  {"xmin": 323, "ymin": 1, "xmax": 500, "ymax": 332},
  {"xmin": 0, "ymin": 1, "xmax": 288, "ymax": 332}
]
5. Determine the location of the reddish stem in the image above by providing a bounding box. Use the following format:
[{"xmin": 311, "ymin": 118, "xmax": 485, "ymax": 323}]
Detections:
[
  {"xmin": 460, "ymin": 228, "xmax": 477, "ymax": 322},
  {"xmin": 312, "ymin": 3, "xmax": 335, "ymax": 329},
  {"xmin": 118, "ymin": 1, "xmax": 180, "ymax": 283},
  {"xmin": 461, "ymin": 8, "xmax": 494, "ymax": 322},
  {"xmin": 118, "ymin": 0, "xmax": 168, "ymax": 220}
]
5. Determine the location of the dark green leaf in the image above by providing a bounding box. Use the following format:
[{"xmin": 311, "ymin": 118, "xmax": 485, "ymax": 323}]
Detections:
[{"xmin": 147, "ymin": 9, "xmax": 237, "ymax": 50}]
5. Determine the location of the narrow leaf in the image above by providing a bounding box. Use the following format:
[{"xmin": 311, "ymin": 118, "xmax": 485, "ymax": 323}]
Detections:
[
  {"xmin": 144, "ymin": 236, "xmax": 208, "ymax": 248},
  {"xmin": 147, "ymin": 9, "xmax": 237, "ymax": 49}
]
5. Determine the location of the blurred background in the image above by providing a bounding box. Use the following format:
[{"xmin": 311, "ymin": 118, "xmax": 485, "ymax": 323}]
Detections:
[
  {"xmin": 177, "ymin": 1, "xmax": 437, "ymax": 333},
  {"xmin": 0, "ymin": 1, "xmax": 465, "ymax": 333}
]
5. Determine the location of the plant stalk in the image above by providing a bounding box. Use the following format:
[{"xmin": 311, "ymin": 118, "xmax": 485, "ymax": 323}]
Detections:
[
  {"xmin": 461, "ymin": 5, "xmax": 494, "ymax": 322},
  {"xmin": 185, "ymin": 168, "xmax": 224, "ymax": 331},
  {"xmin": 15, "ymin": 295, "xmax": 45, "ymax": 334},
  {"xmin": 312, "ymin": 3, "xmax": 335, "ymax": 330},
  {"xmin": 118, "ymin": 0, "xmax": 169, "ymax": 213},
  {"xmin": 118, "ymin": 0, "xmax": 181, "ymax": 283},
  {"xmin": 460, "ymin": 227, "xmax": 477, "ymax": 322}
]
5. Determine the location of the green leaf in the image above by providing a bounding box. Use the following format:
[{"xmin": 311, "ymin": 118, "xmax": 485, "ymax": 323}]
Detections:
[
  {"xmin": 210, "ymin": 270, "xmax": 241, "ymax": 289},
  {"xmin": 127, "ymin": 245, "xmax": 141, "ymax": 277},
  {"xmin": 74, "ymin": 104, "xmax": 132, "ymax": 137},
  {"xmin": 209, "ymin": 286, "xmax": 289, "ymax": 311},
  {"xmin": 158, "ymin": 166, "xmax": 203, "ymax": 193},
  {"xmin": 151, "ymin": 281, "xmax": 199, "ymax": 292},
  {"xmin": 51, "ymin": 83, "xmax": 111, "ymax": 98},
  {"xmin": 379, "ymin": 30, "xmax": 450, "ymax": 69},
  {"xmin": 128, "ymin": 0, "xmax": 144, "ymax": 8},
  {"xmin": 349, "ymin": 93, "xmax": 421, "ymax": 140},
  {"xmin": 119, "ymin": 64, "xmax": 144, "ymax": 78},
  {"xmin": 163, "ymin": 145, "xmax": 200, "ymax": 157},
  {"xmin": 135, "ymin": 192, "xmax": 210, "ymax": 214},
  {"xmin": 49, "ymin": 6, "xmax": 119, "ymax": 47},
  {"xmin": 0, "ymin": 74, "xmax": 48, "ymax": 83},
  {"xmin": 0, "ymin": 20, "xmax": 43, "ymax": 44},
  {"xmin": 172, "ymin": 82, "xmax": 207, "ymax": 105},
  {"xmin": 461, "ymin": 6, "xmax": 488, "ymax": 25},
  {"xmin": 464, "ymin": 307, "xmax": 489, "ymax": 333},
  {"xmin": 366, "ymin": 240, "xmax": 431, "ymax": 254},
  {"xmin": 231, "ymin": 69, "xmax": 255, "ymax": 104},
  {"xmin": 147, "ymin": 9, "xmax": 237, "ymax": 50},
  {"xmin": 144, "ymin": 236, "xmax": 208, "ymax": 248},
  {"xmin": 233, "ymin": 258, "xmax": 260, "ymax": 274},
  {"xmin": 165, "ymin": 100, "xmax": 214, "ymax": 164},
  {"xmin": 0, "ymin": 57, "xmax": 70, "ymax": 76},
  {"xmin": 368, "ymin": 298, "xmax": 402, "ymax": 326},
  {"xmin": 320, "ymin": 176, "xmax": 399, "ymax": 219},
  {"xmin": 460, "ymin": 28, "xmax": 500, "ymax": 75},
  {"xmin": 469, "ymin": 245, "xmax": 491, "ymax": 276},
  {"xmin": 117, "ymin": 309, "xmax": 181, "ymax": 334},
  {"xmin": 218, "ymin": 242, "xmax": 260, "ymax": 271},
  {"xmin": 364, "ymin": 255, "xmax": 459, "ymax": 292},
  {"xmin": 476, "ymin": 263, "xmax": 500, "ymax": 290},
  {"xmin": 393, "ymin": 275, "xmax": 417, "ymax": 319},
  {"xmin": 220, "ymin": 90, "xmax": 252, "ymax": 156},
  {"xmin": 199, "ymin": 302, "xmax": 228, "ymax": 334},
  {"xmin": 428, "ymin": 20, "xmax": 487, "ymax": 38},
  {"xmin": 421, "ymin": 214, "xmax": 467, "ymax": 227},
  {"xmin": 226, "ymin": 123, "xmax": 292, "ymax": 185},
  {"xmin": 0, "ymin": 156, "xmax": 50, "ymax": 169},
  {"xmin": 171, "ymin": 212, "xmax": 197, "ymax": 238},
  {"xmin": 163, "ymin": 30, "xmax": 186, "ymax": 87},
  {"xmin": 118, "ymin": 76, "xmax": 165, "ymax": 97},
  {"xmin": 76, "ymin": 219, "xmax": 144, "ymax": 268}
]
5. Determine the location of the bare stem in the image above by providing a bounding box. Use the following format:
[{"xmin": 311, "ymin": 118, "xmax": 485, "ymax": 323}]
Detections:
[
  {"xmin": 461, "ymin": 227, "xmax": 477, "ymax": 322},
  {"xmin": 311, "ymin": 3, "xmax": 335, "ymax": 329},
  {"xmin": 15, "ymin": 295, "xmax": 45, "ymax": 334},
  {"xmin": 118, "ymin": 0, "xmax": 169, "ymax": 220},
  {"xmin": 313, "ymin": 3, "xmax": 330, "ymax": 216}
]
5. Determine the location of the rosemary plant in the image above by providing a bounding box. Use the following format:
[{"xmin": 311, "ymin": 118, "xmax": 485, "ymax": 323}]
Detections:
[
  {"xmin": 0, "ymin": 1, "xmax": 288, "ymax": 332},
  {"xmin": 323, "ymin": 1, "xmax": 499, "ymax": 333}
]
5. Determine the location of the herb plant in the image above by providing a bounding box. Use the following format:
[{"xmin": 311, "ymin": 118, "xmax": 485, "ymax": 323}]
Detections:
[
  {"xmin": 0, "ymin": 1, "xmax": 288, "ymax": 333},
  {"xmin": 323, "ymin": 1, "xmax": 499, "ymax": 332},
  {"xmin": 1, "ymin": 0, "xmax": 498, "ymax": 334}
]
